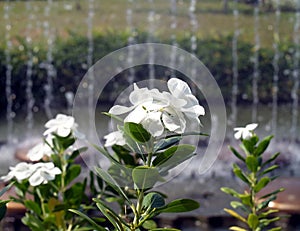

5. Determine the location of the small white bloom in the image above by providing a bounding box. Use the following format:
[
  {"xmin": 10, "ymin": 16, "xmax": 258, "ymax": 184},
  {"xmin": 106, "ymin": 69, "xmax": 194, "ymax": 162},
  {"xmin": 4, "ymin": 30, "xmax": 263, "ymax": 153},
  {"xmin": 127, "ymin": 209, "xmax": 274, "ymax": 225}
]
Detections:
[
  {"xmin": 43, "ymin": 114, "xmax": 77, "ymax": 137},
  {"xmin": 1, "ymin": 162, "xmax": 33, "ymax": 182},
  {"xmin": 104, "ymin": 130, "xmax": 127, "ymax": 147},
  {"xmin": 108, "ymin": 78, "xmax": 205, "ymax": 137},
  {"xmin": 1, "ymin": 162, "xmax": 61, "ymax": 187},
  {"xmin": 28, "ymin": 162, "xmax": 61, "ymax": 186},
  {"xmin": 27, "ymin": 136, "xmax": 54, "ymax": 161},
  {"xmin": 234, "ymin": 123, "xmax": 258, "ymax": 140}
]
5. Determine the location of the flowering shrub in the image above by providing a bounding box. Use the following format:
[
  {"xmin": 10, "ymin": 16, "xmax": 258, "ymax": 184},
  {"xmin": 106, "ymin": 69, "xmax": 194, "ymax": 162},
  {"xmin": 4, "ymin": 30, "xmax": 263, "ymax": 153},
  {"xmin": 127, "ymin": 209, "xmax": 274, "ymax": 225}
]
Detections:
[
  {"xmin": 1, "ymin": 114, "xmax": 93, "ymax": 231},
  {"xmin": 71, "ymin": 78, "xmax": 205, "ymax": 230},
  {"xmin": 221, "ymin": 124, "xmax": 284, "ymax": 231}
]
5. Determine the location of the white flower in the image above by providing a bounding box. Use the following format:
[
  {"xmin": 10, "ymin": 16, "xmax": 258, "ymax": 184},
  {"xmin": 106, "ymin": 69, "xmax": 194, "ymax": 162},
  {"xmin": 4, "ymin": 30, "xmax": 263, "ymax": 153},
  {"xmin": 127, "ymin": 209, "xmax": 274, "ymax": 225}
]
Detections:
[
  {"xmin": 27, "ymin": 136, "xmax": 54, "ymax": 161},
  {"xmin": 1, "ymin": 162, "xmax": 33, "ymax": 182},
  {"xmin": 104, "ymin": 130, "xmax": 127, "ymax": 147},
  {"xmin": 234, "ymin": 123, "xmax": 258, "ymax": 140},
  {"xmin": 109, "ymin": 78, "xmax": 205, "ymax": 137},
  {"xmin": 1, "ymin": 162, "xmax": 61, "ymax": 186},
  {"xmin": 43, "ymin": 114, "xmax": 78, "ymax": 137},
  {"xmin": 28, "ymin": 162, "xmax": 61, "ymax": 186}
]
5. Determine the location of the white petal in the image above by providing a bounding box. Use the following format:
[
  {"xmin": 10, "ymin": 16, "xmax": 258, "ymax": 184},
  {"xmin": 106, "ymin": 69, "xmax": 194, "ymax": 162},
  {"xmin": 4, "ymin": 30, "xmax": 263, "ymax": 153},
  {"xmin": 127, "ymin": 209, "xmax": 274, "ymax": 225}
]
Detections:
[
  {"xmin": 234, "ymin": 130, "xmax": 243, "ymax": 140},
  {"xmin": 109, "ymin": 105, "xmax": 134, "ymax": 115},
  {"xmin": 125, "ymin": 106, "xmax": 148, "ymax": 124},
  {"xmin": 245, "ymin": 123, "xmax": 258, "ymax": 131},
  {"xmin": 142, "ymin": 112, "xmax": 164, "ymax": 137},
  {"xmin": 57, "ymin": 127, "xmax": 71, "ymax": 137},
  {"xmin": 29, "ymin": 170, "xmax": 44, "ymax": 186},
  {"xmin": 27, "ymin": 143, "xmax": 45, "ymax": 161},
  {"xmin": 168, "ymin": 78, "xmax": 192, "ymax": 98}
]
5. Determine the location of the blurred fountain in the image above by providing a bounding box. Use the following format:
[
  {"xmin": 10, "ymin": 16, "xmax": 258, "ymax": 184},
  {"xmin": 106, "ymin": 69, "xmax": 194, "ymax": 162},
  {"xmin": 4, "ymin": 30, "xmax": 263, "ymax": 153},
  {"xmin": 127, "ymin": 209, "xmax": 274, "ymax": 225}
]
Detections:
[
  {"xmin": 147, "ymin": 0, "xmax": 156, "ymax": 88},
  {"xmin": 252, "ymin": 0, "xmax": 261, "ymax": 122},
  {"xmin": 229, "ymin": 0, "xmax": 240, "ymax": 131},
  {"xmin": 271, "ymin": 0, "xmax": 281, "ymax": 138},
  {"xmin": 25, "ymin": 1, "xmax": 35, "ymax": 137},
  {"xmin": 126, "ymin": 0, "xmax": 136, "ymax": 85},
  {"xmin": 169, "ymin": 0, "xmax": 177, "ymax": 78},
  {"xmin": 65, "ymin": 91, "xmax": 74, "ymax": 115},
  {"xmin": 4, "ymin": 1, "xmax": 14, "ymax": 143},
  {"xmin": 43, "ymin": 0, "xmax": 56, "ymax": 119},
  {"xmin": 189, "ymin": 0, "xmax": 198, "ymax": 81},
  {"xmin": 87, "ymin": 0, "xmax": 94, "ymax": 140},
  {"xmin": 290, "ymin": 0, "xmax": 300, "ymax": 145}
]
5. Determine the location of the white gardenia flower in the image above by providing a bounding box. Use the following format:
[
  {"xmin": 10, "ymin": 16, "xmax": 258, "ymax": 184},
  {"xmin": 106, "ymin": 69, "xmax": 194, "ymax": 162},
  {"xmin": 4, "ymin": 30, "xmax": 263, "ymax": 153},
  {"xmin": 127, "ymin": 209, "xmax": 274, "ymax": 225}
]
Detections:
[
  {"xmin": 109, "ymin": 78, "xmax": 205, "ymax": 137},
  {"xmin": 104, "ymin": 130, "xmax": 127, "ymax": 147},
  {"xmin": 43, "ymin": 114, "xmax": 78, "ymax": 137},
  {"xmin": 27, "ymin": 135, "xmax": 54, "ymax": 161},
  {"xmin": 1, "ymin": 162, "xmax": 34, "ymax": 182},
  {"xmin": 28, "ymin": 162, "xmax": 61, "ymax": 186},
  {"xmin": 234, "ymin": 123, "xmax": 258, "ymax": 140},
  {"xmin": 1, "ymin": 162, "xmax": 61, "ymax": 187}
]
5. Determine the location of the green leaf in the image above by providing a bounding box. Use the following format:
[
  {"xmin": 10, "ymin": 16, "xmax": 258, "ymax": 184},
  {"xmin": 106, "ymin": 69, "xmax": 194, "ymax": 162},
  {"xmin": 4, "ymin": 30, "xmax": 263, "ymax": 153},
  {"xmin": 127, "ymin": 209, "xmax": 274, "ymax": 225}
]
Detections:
[
  {"xmin": 242, "ymin": 139, "xmax": 254, "ymax": 154},
  {"xmin": 153, "ymin": 136, "xmax": 181, "ymax": 152},
  {"xmin": 94, "ymin": 167, "xmax": 130, "ymax": 202},
  {"xmin": 155, "ymin": 199, "xmax": 199, "ymax": 213},
  {"xmin": 0, "ymin": 182, "xmax": 13, "ymax": 197},
  {"xmin": 124, "ymin": 122, "xmax": 151, "ymax": 143},
  {"xmin": 230, "ymin": 201, "xmax": 249, "ymax": 212},
  {"xmin": 247, "ymin": 214, "xmax": 259, "ymax": 229},
  {"xmin": 132, "ymin": 166, "xmax": 159, "ymax": 189},
  {"xmin": 69, "ymin": 209, "xmax": 106, "ymax": 231},
  {"xmin": 24, "ymin": 200, "xmax": 41, "ymax": 215},
  {"xmin": 0, "ymin": 204, "xmax": 7, "ymax": 221},
  {"xmin": 229, "ymin": 226, "xmax": 247, "ymax": 231},
  {"xmin": 246, "ymin": 156, "xmax": 259, "ymax": 172},
  {"xmin": 267, "ymin": 227, "xmax": 282, "ymax": 231},
  {"xmin": 102, "ymin": 112, "xmax": 123, "ymax": 122},
  {"xmin": 142, "ymin": 192, "xmax": 165, "ymax": 209},
  {"xmin": 259, "ymin": 188, "xmax": 284, "ymax": 199},
  {"xmin": 233, "ymin": 164, "xmax": 250, "ymax": 184},
  {"xmin": 112, "ymin": 145, "xmax": 135, "ymax": 166},
  {"xmin": 157, "ymin": 144, "xmax": 196, "ymax": 173},
  {"xmin": 257, "ymin": 195, "xmax": 277, "ymax": 210},
  {"xmin": 254, "ymin": 177, "xmax": 271, "ymax": 193},
  {"xmin": 224, "ymin": 208, "xmax": 247, "ymax": 223},
  {"xmin": 142, "ymin": 220, "xmax": 157, "ymax": 230},
  {"xmin": 254, "ymin": 135, "xmax": 273, "ymax": 156},
  {"xmin": 65, "ymin": 164, "xmax": 81, "ymax": 185},
  {"xmin": 239, "ymin": 194, "xmax": 252, "ymax": 207},
  {"xmin": 94, "ymin": 199, "xmax": 129, "ymax": 230},
  {"xmin": 229, "ymin": 146, "xmax": 245, "ymax": 162},
  {"xmin": 220, "ymin": 187, "xmax": 240, "ymax": 198},
  {"xmin": 260, "ymin": 165, "xmax": 279, "ymax": 176},
  {"xmin": 262, "ymin": 152, "xmax": 280, "ymax": 168},
  {"xmin": 260, "ymin": 217, "xmax": 280, "ymax": 226}
]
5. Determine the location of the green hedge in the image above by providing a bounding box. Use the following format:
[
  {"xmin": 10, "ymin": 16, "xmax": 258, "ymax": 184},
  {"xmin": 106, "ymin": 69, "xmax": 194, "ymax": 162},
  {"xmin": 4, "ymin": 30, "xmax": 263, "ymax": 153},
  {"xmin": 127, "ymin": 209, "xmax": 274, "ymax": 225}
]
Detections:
[{"xmin": 0, "ymin": 31, "xmax": 297, "ymax": 113}]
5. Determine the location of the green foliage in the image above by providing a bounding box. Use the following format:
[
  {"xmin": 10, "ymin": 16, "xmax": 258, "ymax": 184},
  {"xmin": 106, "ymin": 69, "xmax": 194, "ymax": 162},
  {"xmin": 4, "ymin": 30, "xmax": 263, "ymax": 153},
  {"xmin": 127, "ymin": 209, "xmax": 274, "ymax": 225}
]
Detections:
[
  {"xmin": 221, "ymin": 134, "xmax": 284, "ymax": 230},
  {"xmin": 0, "ymin": 182, "xmax": 13, "ymax": 221},
  {"xmin": 71, "ymin": 121, "xmax": 201, "ymax": 230}
]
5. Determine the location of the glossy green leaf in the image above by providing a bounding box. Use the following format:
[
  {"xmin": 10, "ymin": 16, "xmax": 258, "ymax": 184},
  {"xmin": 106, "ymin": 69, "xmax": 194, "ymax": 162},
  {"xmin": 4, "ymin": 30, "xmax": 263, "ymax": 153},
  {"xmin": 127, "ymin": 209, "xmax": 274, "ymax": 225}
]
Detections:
[
  {"xmin": 259, "ymin": 188, "xmax": 284, "ymax": 199},
  {"xmin": 246, "ymin": 155, "xmax": 259, "ymax": 172},
  {"xmin": 157, "ymin": 144, "xmax": 196, "ymax": 174},
  {"xmin": 254, "ymin": 135, "xmax": 273, "ymax": 156},
  {"xmin": 229, "ymin": 226, "xmax": 247, "ymax": 231},
  {"xmin": 242, "ymin": 139, "xmax": 254, "ymax": 154},
  {"xmin": 220, "ymin": 187, "xmax": 240, "ymax": 198},
  {"xmin": 156, "ymin": 199, "xmax": 199, "ymax": 213},
  {"xmin": 0, "ymin": 182, "xmax": 13, "ymax": 197},
  {"xmin": 24, "ymin": 200, "xmax": 41, "ymax": 216},
  {"xmin": 239, "ymin": 194, "xmax": 252, "ymax": 207},
  {"xmin": 65, "ymin": 164, "xmax": 81, "ymax": 185},
  {"xmin": 224, "ymin": 208, "xmax": 247, "ymax": 223},
  {"xmin": 153, "ymin": 136, "xmax": 181, "ymax": 152},
  {"xmin": 124, "ymin": 122, "xmax": 151, "ymax": 143},
  {"xmin": 254, "ymin": 177, "xmax": 270, "ymax": 193},
  {"xmin": 229, "ymin": 146, "xmax": 245, "ymax": 162},
  {"xmin": 94, "ymin": 167, "xmax": 130, "ymax": 202},
  {"xmin": 69, "ymin": 209, "xmax": 106, "ymax": 231},
  {"xmin": 260, "ymin": 165, "xmax": 279, "ymax": 176},
  {"xmin": 257, "ymin": 195, "xmax": 277, "ymax": 210},
  {"xmin": 233, "ymin": 164, "xmax": 250, "ymax": 184},
  {"xmin": 142, "ymin": 192, "xmax": 165, "ymax": 209},
  {"xmin": 142, "ymin": 220, "xmax": 157, "ymax": 229},
  {"xmin": 247, "ymin": 214, "xmax": 259, "ymax": 229},
  {"xmin": 230, "ymin": 201, "xmax": 249, "ymax": 212},
  {"xmin": 132, "ymin": 166, "xmax": 159, "ymax": 189},
  {"xmin": 0, "ymin": 204, "xmax": 7, "ymax": 221},
  {"xmin": 266, "ymin": 227, "xmax": 282, "ymax": 231},
  {"xmin": 262, "ymin": 152, "xmax": 280, "ymax": 168}
]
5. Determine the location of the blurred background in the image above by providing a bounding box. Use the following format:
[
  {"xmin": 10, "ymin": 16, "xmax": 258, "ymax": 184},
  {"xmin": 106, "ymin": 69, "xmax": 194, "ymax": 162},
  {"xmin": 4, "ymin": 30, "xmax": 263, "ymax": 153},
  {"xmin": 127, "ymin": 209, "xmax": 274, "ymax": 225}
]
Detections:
[{"xmin": 1, "ymin": 0, "xmax": 300, "ymax": 230}]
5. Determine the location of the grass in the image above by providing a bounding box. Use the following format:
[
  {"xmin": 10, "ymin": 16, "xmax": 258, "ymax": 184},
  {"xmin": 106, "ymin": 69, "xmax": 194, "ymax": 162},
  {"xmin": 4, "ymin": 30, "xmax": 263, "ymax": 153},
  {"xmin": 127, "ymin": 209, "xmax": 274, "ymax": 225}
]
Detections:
[{"xmin": 0, "ymin": 0, "xmax": 297, "ymax": 48}]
